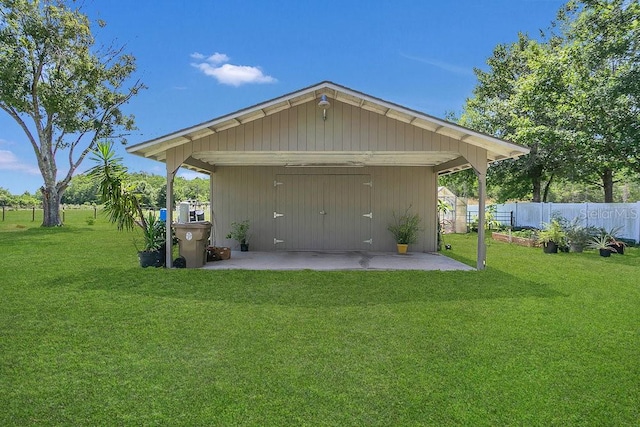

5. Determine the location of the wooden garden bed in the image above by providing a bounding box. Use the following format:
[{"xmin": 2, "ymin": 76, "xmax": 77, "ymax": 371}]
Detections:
[{"xmin": 491, "ymin": 232, "xmax": 539, "ymax": 247}]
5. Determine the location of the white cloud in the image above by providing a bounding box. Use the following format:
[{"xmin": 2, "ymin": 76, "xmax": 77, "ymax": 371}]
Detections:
[
  {"xmin": 0, "ymin": 150, "xmax": 40, "ymax": 174},
  {"xmin": 191, "ymin": 52, "xmax": 276, "ymax": 87},
  {"xmin": 206, "ymin": 52, "xmax": 230, "ymax": 64},
  {"xmin": 400, "ymin": 53, "xmax": 473, "ymax": 76}
]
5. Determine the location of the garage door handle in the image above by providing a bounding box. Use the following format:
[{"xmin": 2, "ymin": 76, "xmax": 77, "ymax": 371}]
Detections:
[{"xmin": 319, "ymin": 210, "xmax": 326, "ymax": 215}]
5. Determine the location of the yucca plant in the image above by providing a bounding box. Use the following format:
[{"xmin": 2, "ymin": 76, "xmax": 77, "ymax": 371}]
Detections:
[
  {"xmin": 587, "ymin": 234, "xmax": 616, "ymax": 257},
  {"xmin": 88, "ymin": 141, "xmax": 165, "ymax": 253}
]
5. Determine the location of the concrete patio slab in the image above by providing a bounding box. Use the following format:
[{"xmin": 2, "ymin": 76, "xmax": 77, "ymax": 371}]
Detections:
[{"xmin": 201, "ymin": 251, "xmax": 474, "ymax": 271}]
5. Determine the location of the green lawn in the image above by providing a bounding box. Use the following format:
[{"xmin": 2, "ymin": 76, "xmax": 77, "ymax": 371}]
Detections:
[{"xmin": 1, "ymin": 210, "xmax": 639, "ymax": 425}]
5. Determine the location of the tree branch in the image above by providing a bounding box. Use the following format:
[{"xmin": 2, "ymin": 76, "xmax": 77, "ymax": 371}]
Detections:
[{"xmin": 0, "ymin": 104, "xmax": 40, "ymax": 155}]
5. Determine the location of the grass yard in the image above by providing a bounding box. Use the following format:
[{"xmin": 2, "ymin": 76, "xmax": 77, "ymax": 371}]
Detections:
[{"xmin": 1, "ymin": 210, "xmax": 639, "ymax": 425}]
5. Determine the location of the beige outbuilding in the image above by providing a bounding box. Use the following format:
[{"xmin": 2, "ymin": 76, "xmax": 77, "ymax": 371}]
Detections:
[{"xmin": 127, "ymin": 81, "xmax": 529, "ymax": 269}]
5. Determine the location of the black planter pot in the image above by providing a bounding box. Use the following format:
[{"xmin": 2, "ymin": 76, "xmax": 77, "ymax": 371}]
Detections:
[
  {"xmin": 542, "ymin": 241, "xmax": 558, "ymax": 254},
  {"xmin": 240, "ymin": 243, "xmax": 249, "ymax": 252},
  {"xmin": 139, "ymin": 250, "xmax": 164, "ymax": 267},
  {"xmin": 599, "ymin": 248, "xmax": 612, "ymax": 257},
  {"xmin": 608, "ymin": 243, "xmax": 624, "ymax": 255}
]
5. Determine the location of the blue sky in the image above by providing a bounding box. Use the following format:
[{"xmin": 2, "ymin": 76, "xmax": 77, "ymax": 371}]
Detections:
[{"xmin": 0, "ymin": 0, "xmax": 566, "ymax": 194}]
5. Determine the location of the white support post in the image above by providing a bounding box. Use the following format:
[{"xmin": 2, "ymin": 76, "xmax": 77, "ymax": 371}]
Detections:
[
  {"xmin": 476, "ymin": 170, "xmax": 487, "ymax": 270},
  {"xmin": 165, "ymin": 169, "xmax": 177, "ymax": 268}
]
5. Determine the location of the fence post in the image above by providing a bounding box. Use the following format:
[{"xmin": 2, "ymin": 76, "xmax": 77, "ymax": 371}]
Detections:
[
  {"xmin": 636, "ymin": 201, "xmax": 640, "ymax": 243},
  {"xmin": 62, "ymin": 208, "xmax": 65, "ymax": 223},
  {"xmin": 585, "ymin": 203, "xmax": 589, "ymax": 228},
  {"xmin": 32, "ymin": 206, "xmax": 35, "ymax": 222},
  {"xmin": 2, "ymin": 206, "xmax": 4, "ymax": 221},
  {"xmin": 94, "ymin": 205, "xmax": 97, "ymax": 219}
]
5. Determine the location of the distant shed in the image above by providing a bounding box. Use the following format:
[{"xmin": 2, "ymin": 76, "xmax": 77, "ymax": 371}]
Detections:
[{"xmin": 438, "ymin": 186, "xmax": 467, "ymax": 233}]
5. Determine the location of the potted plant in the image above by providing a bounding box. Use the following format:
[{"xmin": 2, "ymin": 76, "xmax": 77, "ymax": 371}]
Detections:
[
  {"xmin": 602, "ymin": 226, "xmax": 626, "ymax": 255},
  {"xmin": 387, "ymin": 207, "xmax": 422, "ymax": 254},
  {"xmin": 565, "ymin": 221, "xmax": 597, "ymax": 253},
  {"xmin": 136, "ymin": 211, "xmax": 166, "ymax": 267},
  {"xmin": 587, "ymin": 234, "xmax": 617, "ymax": 257},
  {"xmin": 88, "ymin": 142, "xmax": 166, "ymax": 267},
  {"xmin": 537, "ymin": 220, "xmax": 566, "ymax": 254},
  {"xmin": 226, "ymin": 220, "xmax": 250, "ymax": 251}
]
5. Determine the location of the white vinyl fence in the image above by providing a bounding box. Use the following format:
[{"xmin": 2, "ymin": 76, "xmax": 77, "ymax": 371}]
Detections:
[{"xmin": 468, "ymin": 202, "xmax": 640, "ymax": 243}]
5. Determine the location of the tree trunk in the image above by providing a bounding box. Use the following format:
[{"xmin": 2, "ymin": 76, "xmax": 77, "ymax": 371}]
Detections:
[
  {"xmin": 532, "ymin": 178, "xmax": 542, "ymax": 203},
  {"xmin": 601, "ymin": 169, "xmax": 614, "ymax": 203},
  {"xmin": 542, "ymin": 175, "xmax": 554, "ymax": 202},
  {"xmin": 41, "ymin": 185, "xmax": 62, "ymax": 226}
]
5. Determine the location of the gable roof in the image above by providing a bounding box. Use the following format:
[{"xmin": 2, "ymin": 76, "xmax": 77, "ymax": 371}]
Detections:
[{"xmin": 127, "ymin": 81, "xmax": 529, "ymax": 174}]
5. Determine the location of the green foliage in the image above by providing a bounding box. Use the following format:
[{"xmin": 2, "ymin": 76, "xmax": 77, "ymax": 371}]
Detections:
[
  {"xmin": 225, "ymin": 219, "xmax": 250, "ymax": 244},
  {"xmin": 461, "ymin": 34, "xmax": 572, "ymax": 203},
  {"xmin": 510, "ymin": 229, "xmax": 537, "ymax": 239},
  {"xmin": 437, "ymin": 199, "xmax": 451, "ymax": 250},
  {"xmin": 0, "ymin": 188, "xmax": 41, "ymax": 207},
  {"xmin": 57, "ymin": 171, "xmax": 212, "ymax": 208},
  {"xmin": 565, "ymin": 221, "xmax": 598, "ymax": 249},
  {"xmin": 139, "ymin": 211, "xmax": 165, "ymax": 252},
  {"xmin": 470, "ymin": 205, "xmax": 504, "ymax": 231},
  {"xmin": 61, "ymin": 173, "xmax": 100, "ymax": 205},
  {"xmin": 438, "ymin": 170, "xmax": 478, "ymax": 199},
  {"xmin": 587, "ymin": 234, "xmax": 616, "ymax": 251},
  {"xmin": 537, "ymin": 219, "xmax": 567, "ymax": 245},
  {"xmin": 0, "ymin": 0, "xmax": 144, "ymax": 225},
  {"xmin": 559, "ymin": 0, "xmax": 640, "ymax": 200},
  {"xmin": 387, "ymin": 207, "xmax": 422, "ymax": 244},
  {"xmin": 459, "ymin": 0, "xmax": 640, "ymax": 203},
  {"xmin": 88, "ymin": 141, "xmax": 145, "ymax": 232}
]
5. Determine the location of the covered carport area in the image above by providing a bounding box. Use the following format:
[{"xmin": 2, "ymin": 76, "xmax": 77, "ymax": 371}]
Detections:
[{"xmin": 126, "ymin": 81, "xmax": 529, "ymax": 270}]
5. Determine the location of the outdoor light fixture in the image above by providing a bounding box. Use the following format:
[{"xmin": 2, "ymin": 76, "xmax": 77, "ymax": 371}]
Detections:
[{"xmin": 317, "ymin": 94, "xmax": 331, "ymax": 121}]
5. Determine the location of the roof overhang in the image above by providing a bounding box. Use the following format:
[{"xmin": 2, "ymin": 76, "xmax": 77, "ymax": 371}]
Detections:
[{"xmin": 127, "ymin": 81, "xmax": 529, "ymax": 174}]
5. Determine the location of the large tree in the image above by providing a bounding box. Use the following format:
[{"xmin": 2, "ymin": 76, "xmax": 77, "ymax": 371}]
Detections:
[
  {"xmin": 461, "ymin": 34, "xmax": 572, "ymax": 202},
  {"xmin": 0, "ymin": 0, "xmax": 143, "ymax": 226},
  {"xmin": 559, "ymin": 0, "xmax": 640, "ymax": 202}
]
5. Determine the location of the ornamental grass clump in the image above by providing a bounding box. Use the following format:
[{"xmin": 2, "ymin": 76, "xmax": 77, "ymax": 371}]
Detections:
[{"xmin": 387, "ymin": 207, "xmax": 422, "ymax": 245}]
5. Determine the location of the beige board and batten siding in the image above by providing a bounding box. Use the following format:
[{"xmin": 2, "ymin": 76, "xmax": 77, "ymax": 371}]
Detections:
[
  {"xmin": 165, "ymin": 97, "xmax": 488, "ymax": 252},
  {"xmin": 210, "ymin": 166, "xmax": 436, "ymax": 252},
  {"xmin": 188, "ymin": 98, "xmax": 477, "ymax": 158}
]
